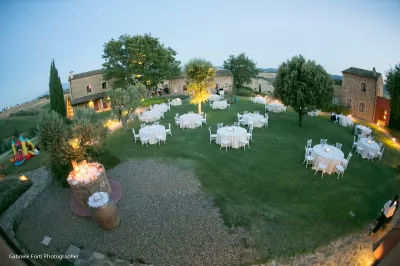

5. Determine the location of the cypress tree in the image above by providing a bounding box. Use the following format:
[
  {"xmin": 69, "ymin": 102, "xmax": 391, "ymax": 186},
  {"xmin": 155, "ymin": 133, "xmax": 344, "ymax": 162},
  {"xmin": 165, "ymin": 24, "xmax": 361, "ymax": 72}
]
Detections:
[{"xmin": 49, "ymin": 59, "xmax": 66, "ymax": 117}]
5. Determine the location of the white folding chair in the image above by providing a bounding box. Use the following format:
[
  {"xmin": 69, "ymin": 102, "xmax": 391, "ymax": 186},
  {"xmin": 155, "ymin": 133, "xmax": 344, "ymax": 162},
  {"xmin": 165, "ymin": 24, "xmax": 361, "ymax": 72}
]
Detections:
[
  {"xmin": 320, "ymin": 139, "xmax": 328, "ymax": 145},
  {"xmin": 335, "ymin": 143, "xmax": 342, "ymax": 150},
  {"xmin": 239, "ymin": 137, "xmax": 250, "ymax": 150},
  {"xmin": 140, "ymin": 123, "xmax": 146, "ymax": 128},
  {"xmin": 132, "ymin": 129, "xmax": 140, "ymax": 143},
  {"xmin": 247, "ymin": 128, "xmax": 253, "ymax": 141},
  {"xmin": 201, "ymin": 113, "xmax": 207, "ymax": 125},
  {"xmin": 306, "ymin": 139, "xmax": 312, "ymax": 153},
  {"xmin": 303, "ymin": 146, "xmax": 315, "ymax": 168},
  {"xmin": 342, "ymin": 152, "xmax": 352, "ymax": 169},
  {"xmin": 356, "ymin": 146, "xmax": 364, "ymax": 156},
  {"xmin": 165, "ymin": 123, "xmax": 172, "ymax": 136},
  {"xmin": 209, "ymin": 127, "xmax": 217, "ymax": 144},
  {"xmin": 352, "ymin": 136, "xmax": 358, "ymax": 150},
  {"xmin": 220, "ymin": 137, "xmax": 230, "ymax": 151},
  {"xmin": 314, "ymin": 162, "xmax": 327, "ymax": 178},
  {"xmin": 140, "ymin": 137, "xmax": 149, "ymax": 147},
  {"xmin": 335, "ymin": 164, "xmax": 345, "ymax": 179},
  {"xmin": 217, "ymin": 123, "xmax": 223, "ymax": 129},
  {"xmin": 377, "ymin": 147, "xmax": 384, "ymax": 161}
]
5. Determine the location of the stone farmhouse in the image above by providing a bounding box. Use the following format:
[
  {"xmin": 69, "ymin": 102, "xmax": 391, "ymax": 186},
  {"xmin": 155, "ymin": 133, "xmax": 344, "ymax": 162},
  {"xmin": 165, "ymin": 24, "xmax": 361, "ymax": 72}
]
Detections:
[
  {"xmin": 168, "ymin": 69, "xmax": 233, "ymax": 93},
  {"xmin": 66, "ymin": 69, "xmax": 113, "ymax": 118},
  {"xmin": 66, "ymin": 68, "xmax": 233, "ymax": 118},
  {"xmin": 333, "ymin": 67, "xmax": 390, "ymax": 126}
]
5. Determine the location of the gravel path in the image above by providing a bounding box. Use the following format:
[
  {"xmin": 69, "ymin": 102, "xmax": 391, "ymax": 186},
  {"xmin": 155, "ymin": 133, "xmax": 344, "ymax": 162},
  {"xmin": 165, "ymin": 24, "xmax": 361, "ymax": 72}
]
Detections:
[{"xmin": 15, "ymin": 159, "xmax": 259, "ymax": 266}]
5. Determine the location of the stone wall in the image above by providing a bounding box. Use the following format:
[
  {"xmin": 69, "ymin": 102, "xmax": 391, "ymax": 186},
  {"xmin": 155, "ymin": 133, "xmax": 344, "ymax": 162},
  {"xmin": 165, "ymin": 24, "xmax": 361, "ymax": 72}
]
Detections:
[
  {"xmin": 69, "ymin": 74, "xmax": 113, "ymax": 100},
  {"xmin": 342, "ymin": 73, "xmax": 377, "ymax": 122}
]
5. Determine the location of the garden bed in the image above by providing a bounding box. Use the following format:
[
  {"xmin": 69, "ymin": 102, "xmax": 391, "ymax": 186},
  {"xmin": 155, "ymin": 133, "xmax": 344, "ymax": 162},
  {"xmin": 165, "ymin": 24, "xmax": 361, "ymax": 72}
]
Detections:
[{"xmin": 0, "ymin": 178, "xmax": 33, "ymax": 215}]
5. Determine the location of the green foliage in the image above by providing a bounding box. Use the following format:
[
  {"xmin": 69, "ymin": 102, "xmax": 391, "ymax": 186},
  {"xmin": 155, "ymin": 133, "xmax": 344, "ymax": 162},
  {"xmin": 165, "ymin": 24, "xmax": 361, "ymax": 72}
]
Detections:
[
  {"xmin": 140, "ymin": 98, "xmax": 168, "ymax": 107},
  {"xmin": 258, "ymin": 83, "xmax": 261, "ymax": 93},
  {"xmin": 333, "ymin": 79, "xmax": 343, "ymax": 86},
  {"xmin": 49, "ymin": 60, "xmax": 66, "ymax": 117},
  {"xmin": 9, "ymin": 110, "xmax": 39, "ymax": 117},
  {"xmin": 386, "ymin": 63, "xmax": 400, "ymax": 129},
  {"xmin": 0, "ymin": 178, "xmax": 32, "ymax": 214},
  {"xmin": 184, "ymin": 58, "xmax": 216, "ymax": 113},
  {"xmin": 223, "ymin": 53, "xmax": 259, "ymax": 88},
  {"xmin": 87, "ymin": 147, "xmax": 121, "ymax": 170},
  {"xmin": 107, "ymin": 85, "xmax": 148, "ymax": 130},
  {"xmin": 323, "ymin": 105, "xmax": 351, "ymax": 115},
  {"xmin": 13, "ymin": 129, "xmax": 19, "ymax": 137},
  {"xmin": 102, "ymin": 33, "xmax": 181, "ymax": 89},
  {"xmin": 74, "ymin": 108, "xmax": 99, "ymax": 124},
  {"xmin": 236, "ymin": 86, "xmax": 256, "ymax": 97},
  {"xmin": 274, "ymin": 54, "xmax": 334, "ymax": 126}
]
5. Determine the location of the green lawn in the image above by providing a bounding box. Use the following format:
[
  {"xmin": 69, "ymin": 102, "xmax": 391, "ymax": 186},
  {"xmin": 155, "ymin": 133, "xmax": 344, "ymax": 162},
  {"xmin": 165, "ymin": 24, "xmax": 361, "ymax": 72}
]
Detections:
[
  {"xmin": 105, "ymin": 98, "xmax": 400, "ymax": 259},
  {"xmin": 0, "ymin": 116, "xmax": 39, "ymax": 140}
]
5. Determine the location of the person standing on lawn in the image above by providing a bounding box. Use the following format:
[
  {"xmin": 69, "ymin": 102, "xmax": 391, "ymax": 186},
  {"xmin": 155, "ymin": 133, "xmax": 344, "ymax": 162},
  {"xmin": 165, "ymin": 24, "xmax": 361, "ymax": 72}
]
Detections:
[{"xmin": 370, "ymin": 195, "xmax": 399, "ymax": 236}]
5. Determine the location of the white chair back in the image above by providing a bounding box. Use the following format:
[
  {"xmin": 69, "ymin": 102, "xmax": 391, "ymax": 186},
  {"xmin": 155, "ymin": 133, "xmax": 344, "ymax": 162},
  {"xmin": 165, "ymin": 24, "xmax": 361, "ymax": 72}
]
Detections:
[
  {"xmin": 217, "ymin": 123, "xmax": 223, "ymax": 129},
  {"xmin": 307, "ymin": 139, "xmax": 312, "ymax": 148},
  {"xmin": 244, "ymin": 111, "xmax": 249, "ymax": 114},
  {"xmin": 336, "ymin": 143, "xmax": 342, "ymax": 149},
  {"xmin": 320, "ymin": 139, "xmax": 327, "ymax": 145},
  {"xmin": 347, "ymin": 152, "xmax": 352, "ymax": 161},
  {"xmin": 140, "ymin": 123, "xmax": 146, "ymax": 128},
  {"xmin": 254, "ymin": 111, "xmax": 259, "ymax": 115}
]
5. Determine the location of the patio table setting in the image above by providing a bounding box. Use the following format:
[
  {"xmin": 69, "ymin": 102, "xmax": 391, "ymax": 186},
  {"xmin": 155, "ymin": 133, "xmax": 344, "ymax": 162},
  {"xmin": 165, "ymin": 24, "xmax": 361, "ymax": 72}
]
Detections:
[
  {"xmin": 208, "ymin": 94, "xmax": 221, "ymax": 101},
  {"xmin": 251, "ymin": 96, "xmax": 267, "ymax": 104},
  {"xmin": 150, "ymin": 103, "xmax": 169, "ymax": 113},
  {"xmin": 311, "ymin": 144, "xmax": 344, "ymax": 175},
  {"xmin": 211, "ymin": 100, "xmax": 228, "ymax": 110},
  {"xmin": 242, "ymin": 113, "xmax": 265, "ymax": 128},
  {"xmin": 170, "ymin": 98, "xmax": 182, "ymax": 106},
  {"xmin": 338, "ymin": 115, "xmax": 353, "ymax": 127},
  {"xmin": 357, "ymin": 138, "xmax": 380, "ymax": 159},
  {"xmin": 216, "ymin": 126, "xmax": 248, "ymax": 149},
  {"xmin": 266, "ymin": 102, "xmax": 284, "ymax": 113},
  {"xmin": 139, "ymin": 110, "xmax": 162, "ymax": 123},
  {"xmin": 355, "ymin": 125, "xmax": 372, "ymax": 138},
  {"xmin": 179, "ymin": 113, "xmax": 202, "ymax": 129},
  {"xmin": 139, "ymin": 125, "xmax": 166, "ymax": 145}
]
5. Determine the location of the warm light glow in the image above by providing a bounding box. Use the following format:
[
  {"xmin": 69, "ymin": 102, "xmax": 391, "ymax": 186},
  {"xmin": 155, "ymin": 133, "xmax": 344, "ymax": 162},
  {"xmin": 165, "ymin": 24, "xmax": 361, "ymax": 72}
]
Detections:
[
  {"xmin": 393, "ymin": 138, "xmax": 396, "ymax": 142},
  {"xmin": 19, "ymin": 175, "xmax": 28, "ymax": 181},
  {"xmin": 68, "ymin": 160, "xmax": 103, "ymax": 185},
  {"xmin": 384, "ymin": 110, "xmax": 387, "ymax": 114},
  {"xmin": 275, "ymin": 100, "xmax": 278, "ymax": 103},
  {"xmin": 377, "ymin": 122, "xmax": 380, "ymax": 127},
  {"xmin": 348, "ymin": 114, "xmax": 352, "ymax": 118},
  {"xmin": 384, "ymin": 115, "xmax": 387, "ymax": 119}
]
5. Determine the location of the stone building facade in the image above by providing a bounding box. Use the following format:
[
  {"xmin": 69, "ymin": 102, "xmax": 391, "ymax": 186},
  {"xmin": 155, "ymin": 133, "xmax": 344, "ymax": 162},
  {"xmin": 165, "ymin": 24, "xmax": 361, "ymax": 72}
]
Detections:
[
  {"xmin": 169, "ymin": 69, "xmax": 233, "ymax": 93},
  {"xmin": 333, "ymin": 67, "xmax": 388, "ymax": 124},
  {"xmin": 67, "ymin": 69, "xmax": 113, "ymax": 118}
]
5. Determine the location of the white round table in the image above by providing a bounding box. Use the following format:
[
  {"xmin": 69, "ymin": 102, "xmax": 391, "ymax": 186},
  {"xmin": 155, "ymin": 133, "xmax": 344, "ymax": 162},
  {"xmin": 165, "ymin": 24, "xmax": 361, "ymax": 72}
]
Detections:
[
  {"xmin": 358, "ymin": 138, "xmax": 380, "ymax": 159},
  {"xmin": 179, "ymin": 114, "xmax": 202, "ymax": 129},
  {"xmin": 208, "ymin": 94, "xmax": 221, "ymax": 101},
  {"xmin": 311, "ymin": 144, "xmax": 344, "ymax": 175},
  {"xmin": 242, "ymin": 113, "xmax": 265, "ymax": 128},
  {"xmin": 170, "ymin": 98, "xmax": 182, "ymax": 106},
  {"xmin": 212, "ymin": 101, "xmax": 228, "ymax": 110},
  {"xmin": 216, "ymin": 126, "xmax": 247, "ymax": 149},
  {"xmin": 355, "ymin": 125, "xmax": 372, "ymax": 138},
  {"xmin": 139, "ymin": 110, "xmax": 161, "ymax": 123},
  {"xmin": 151, "ymin": 103, "xmax": 169, "ymax": 113},
  {"xmin": 252, "ymin": 97, "xmax": 267, "ymax": 104},
  {"xmin": 338, "ymin": 115, "xmax": 352, "ymax": 127},
  {"xmin": 139, "ymin": 125, "xmax": 166, "ymax": 145},
  {"xmin": 267, "ymin": 103, "xmax": 284, "ymax": 112}
]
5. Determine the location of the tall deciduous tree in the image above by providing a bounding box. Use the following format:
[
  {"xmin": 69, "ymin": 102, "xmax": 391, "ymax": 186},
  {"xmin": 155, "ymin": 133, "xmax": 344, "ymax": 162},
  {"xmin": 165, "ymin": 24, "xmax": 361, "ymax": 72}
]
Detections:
[
  {"xmin": 102, "ymin": 34, "xmax": 181, "ymax": 92},
  {"xmin": 49, "ymin": 59, "xmax": 66, "ymax": 117},
  {"xmin": 274, "ymin": 55, "xmax": 333, "ymax": 126},
  {"xmin": 107, "ymin": 84, "xmax": 148, "ymax": 130},
  {"xmin": 223, "ymin": 53, "xmax": 259, "ymax": 89},
  {"xmin": 386, "ymin": 63, "xmax": 400, "ymax": 129},
  {"xmin": 184, "ymin": 58, "xmax": 216, "ymax": 114}
]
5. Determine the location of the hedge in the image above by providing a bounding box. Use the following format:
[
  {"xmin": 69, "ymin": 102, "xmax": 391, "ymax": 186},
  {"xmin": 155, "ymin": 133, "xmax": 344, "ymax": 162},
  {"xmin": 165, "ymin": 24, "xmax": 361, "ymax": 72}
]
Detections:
[
  {"xmin": 236, "ymin": 86, "xmax": 256, "ymax": 97},
  {"xmin": 140, "ymin": 94, "xmax": 189, "ymax": 107},
  {"xmin": 0, "ymin": 178, "xmax": 33, "ymax": 214},
  {"xmin": 9, "ymin": 110, "xmax": 39, "ymax": 117}
]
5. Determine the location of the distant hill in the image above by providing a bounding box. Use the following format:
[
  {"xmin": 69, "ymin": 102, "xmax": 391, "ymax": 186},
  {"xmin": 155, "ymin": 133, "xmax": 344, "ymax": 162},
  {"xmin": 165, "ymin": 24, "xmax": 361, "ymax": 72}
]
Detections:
[
  {"xmin": 35, "ymin": 83, "xmax": 69, "ymax": 100},
  {"xmin": 258, "ymin": 68, "xmax": 277, "ymax": 73},
  {"xmin": 331, "ymin": 75, "xmax": 342, "ymax": 80}
]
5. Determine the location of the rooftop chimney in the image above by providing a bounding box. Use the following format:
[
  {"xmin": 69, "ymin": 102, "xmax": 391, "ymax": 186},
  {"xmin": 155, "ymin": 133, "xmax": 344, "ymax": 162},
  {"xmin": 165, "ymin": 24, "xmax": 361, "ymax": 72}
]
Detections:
[
  {"xmin": 372, "ymin": 67, "xmax": 376, "ymax": 77},
  {"xmin": 69, "ymin": 71, "xmax": 74, "ymax": 79}
]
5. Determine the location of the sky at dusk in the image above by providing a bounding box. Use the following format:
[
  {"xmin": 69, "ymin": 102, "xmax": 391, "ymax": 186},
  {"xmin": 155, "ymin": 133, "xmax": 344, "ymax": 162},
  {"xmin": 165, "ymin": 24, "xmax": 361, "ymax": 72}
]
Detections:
[{"xmin": 0, "ymin": 0, "xmax": 399, "ymax": 109}]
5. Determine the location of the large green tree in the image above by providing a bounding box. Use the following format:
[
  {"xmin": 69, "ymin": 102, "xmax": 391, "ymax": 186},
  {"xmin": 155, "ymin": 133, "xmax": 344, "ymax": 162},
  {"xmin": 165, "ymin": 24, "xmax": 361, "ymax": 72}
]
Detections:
[
  {"xmin": 386, "ymin": 63, "xmax": 400, "ymax": 129},
  {"xmin": 107, "ymin": 84, "xmax": 148, "ymax": 130},
  {"xmin": 49, "ymin": 59, "xmax": 66, "ymax": 117},
  {"xmin": 184, "ymin": 58, "xmax": 216, "ymax": 114},
  {"xmin": 274, "ymin": 55, "xmax": 333, "ymax": 126},
  {"xmin": 102, "ymin": 34, "xmax": 181, "ymax": 92},
  {"xmin": 223, "ymin": 53, "xmax": 259, "ymax": 89}
]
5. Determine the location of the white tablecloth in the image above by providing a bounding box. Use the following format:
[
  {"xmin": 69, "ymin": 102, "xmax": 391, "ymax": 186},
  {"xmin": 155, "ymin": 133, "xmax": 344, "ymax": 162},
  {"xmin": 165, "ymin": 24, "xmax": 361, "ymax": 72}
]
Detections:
[
  {"xmin": 179, "ymin": 114, "xmax": 202, "ymax": 129},
  {"xmin": 139, "ymin": 125, "xmax": 166, "ymax": 144},
  {"xmin": 151, "ymin": 103, "xmax": 169, "ymax": 113},
  {"xmin": 208, "ymin": 94, "xmax": 221, "ymax": 101},
  {"xmin": 212, "ymin": 101, "xmax": 228, "ymax": 110},
  {"xmin": 252, "ymin": 97, "xmax": 267, "ymax": 104},
  {"xmin": 311, "ymin": 144, "xmax": 344, "ymax": 175},
  {"xmin": 242, "ymin": 113, "xmax": 265, "ymax": 128},
  {"xmin": 355, "ymin": 125, "xmax": 372, "ymax": 138},
  {"xmin": 307, "ymin": 111, "xmax": 319, "ymax": 116},
  {"xmin": 139, "ymin": 110, "xmax": 161, "ymax": 123},
  {"xmin": 216, "ymin": 126, "xmax": 247, "ymax": 149},
  {"xmin": 170, "ymin": 98, "xmax": 182, "ymax": 106},
  {"xmin": 338, "ymin": 115, "xmax": 352, "ymax": 127},
  {"xmin": 267, "ymin": 103, "xmax": 284, "ymax": 112},
  {"xmin": 358, "ymin": 138, "xmax": 380, "ymax": 159}
]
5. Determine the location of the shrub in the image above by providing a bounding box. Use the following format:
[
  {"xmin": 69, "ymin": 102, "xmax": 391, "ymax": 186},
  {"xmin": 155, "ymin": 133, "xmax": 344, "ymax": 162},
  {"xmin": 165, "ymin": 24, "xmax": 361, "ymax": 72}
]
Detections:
[
  {"xmin": 322, "ymin": 105, "xmax": 351, "ymax": 115},
  {"xmin": 236, "ymin": 86, "xmax": 256, "ymax": 97},
  {"xmin": 259, "ymin": 84, "xmax": 261, "ymax": 93},
  {"xmin": 0, "ymin": 178, "xmax": 33, "ymax": 214},
  {"xmin": 26, "ymin": 128, "xmax": 37, "ymax": 139},
  {"xmin": 140, "ymin": 98, "xmax": 168, "ymax": 107},
  {"xmin": 13, "ymin": 129, "xmax": 20, "ymax": 137},
  {"xmin": 88, "ymin": 147, "xmax": 121, "ymax": 170}
]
